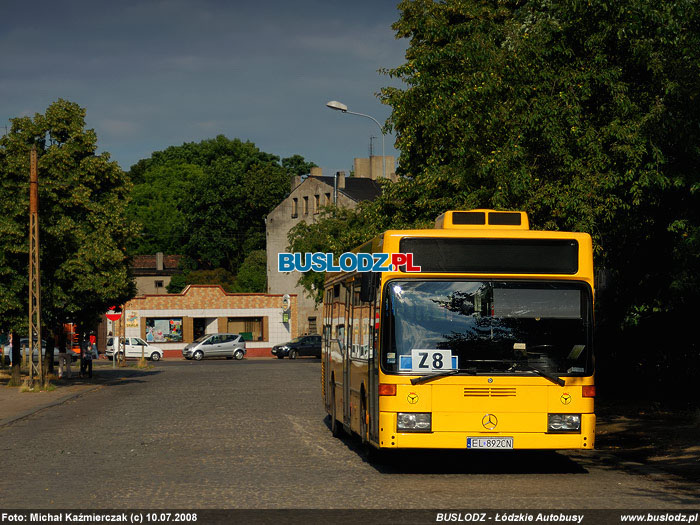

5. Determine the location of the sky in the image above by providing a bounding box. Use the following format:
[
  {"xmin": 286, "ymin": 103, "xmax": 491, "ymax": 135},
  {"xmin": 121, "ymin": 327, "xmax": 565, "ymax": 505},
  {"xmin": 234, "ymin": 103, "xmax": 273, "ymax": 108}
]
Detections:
[{"xmin": 0, "ymin": 0, "xmax": 407, "ymax": 175}]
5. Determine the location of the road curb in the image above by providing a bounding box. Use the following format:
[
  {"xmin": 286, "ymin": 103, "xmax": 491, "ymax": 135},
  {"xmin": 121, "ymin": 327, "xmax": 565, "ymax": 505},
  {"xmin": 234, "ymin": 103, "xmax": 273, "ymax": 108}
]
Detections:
[{"xmin": 0, "ymin": 384, "xmax": 102, "ymax": 428}]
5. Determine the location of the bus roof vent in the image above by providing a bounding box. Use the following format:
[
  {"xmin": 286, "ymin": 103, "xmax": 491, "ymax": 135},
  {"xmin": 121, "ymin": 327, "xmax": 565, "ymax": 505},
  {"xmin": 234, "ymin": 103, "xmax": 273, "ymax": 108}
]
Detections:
[{"xmin": 435, "ymin": 210, "xmax": 529, "ymax": 230}]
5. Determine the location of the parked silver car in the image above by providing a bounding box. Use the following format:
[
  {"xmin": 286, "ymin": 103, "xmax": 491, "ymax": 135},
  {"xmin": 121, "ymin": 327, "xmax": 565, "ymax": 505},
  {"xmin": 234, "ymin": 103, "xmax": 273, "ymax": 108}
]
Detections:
[{"xmin": 182, "ymin": 333, "xmax": 246, "ymax": 361}]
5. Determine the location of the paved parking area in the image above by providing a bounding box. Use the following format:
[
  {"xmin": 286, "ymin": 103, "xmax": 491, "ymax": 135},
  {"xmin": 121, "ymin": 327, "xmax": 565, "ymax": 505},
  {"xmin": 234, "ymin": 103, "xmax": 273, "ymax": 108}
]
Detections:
[{"xmin": 0, "ymin": 359, "xmax": 698, "ymax": 509}]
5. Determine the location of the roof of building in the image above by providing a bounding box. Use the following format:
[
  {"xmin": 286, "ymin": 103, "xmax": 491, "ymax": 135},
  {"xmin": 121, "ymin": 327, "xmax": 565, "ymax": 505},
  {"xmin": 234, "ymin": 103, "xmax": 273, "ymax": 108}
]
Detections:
[
  {"xmin": 131, "ymin": 254, "xmax": 182, "ymax": 276},
  {"xmin": 310, "ymin": 176, "xmax": 382, "ymax": 202}
]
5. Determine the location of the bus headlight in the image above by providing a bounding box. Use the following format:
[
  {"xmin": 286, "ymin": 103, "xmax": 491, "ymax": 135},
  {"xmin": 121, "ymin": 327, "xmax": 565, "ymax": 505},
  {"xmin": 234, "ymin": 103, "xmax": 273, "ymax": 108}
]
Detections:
[
  {"xmin": 397, "ymin": 413, "xmax": 431, "ymax": 432},
  {"xmin": 548, "ymin": 414, "xmax": 581, "ymax": 432}
]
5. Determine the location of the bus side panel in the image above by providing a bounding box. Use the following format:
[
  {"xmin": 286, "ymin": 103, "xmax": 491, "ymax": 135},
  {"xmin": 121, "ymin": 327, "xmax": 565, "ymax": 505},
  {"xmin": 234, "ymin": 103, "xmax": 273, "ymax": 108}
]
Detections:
[{"xmin": 348, "ymin": 359, "xmax": 369, "ymax": 435}]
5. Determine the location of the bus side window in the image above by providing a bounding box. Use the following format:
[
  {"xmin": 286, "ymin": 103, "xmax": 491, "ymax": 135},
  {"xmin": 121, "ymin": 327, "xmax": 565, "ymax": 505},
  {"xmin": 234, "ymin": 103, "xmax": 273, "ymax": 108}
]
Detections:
[{"xmin": 337, "ymin": 325, "xmax": 345, "ymax": 355}]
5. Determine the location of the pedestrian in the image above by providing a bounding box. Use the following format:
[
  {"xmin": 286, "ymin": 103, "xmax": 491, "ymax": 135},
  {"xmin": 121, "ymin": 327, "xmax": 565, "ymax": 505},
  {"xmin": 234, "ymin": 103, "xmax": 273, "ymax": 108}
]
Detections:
[
  {"xmin": 89, "ymin": 331, "xmax": 97, "ymax": 359},
  {"xmin": 58, "ymin": 338, "xmax": 72, "ymax": 379},
  {"xmin": 80, "ymin": 338, "xmax": 93, "ymax": 378}
]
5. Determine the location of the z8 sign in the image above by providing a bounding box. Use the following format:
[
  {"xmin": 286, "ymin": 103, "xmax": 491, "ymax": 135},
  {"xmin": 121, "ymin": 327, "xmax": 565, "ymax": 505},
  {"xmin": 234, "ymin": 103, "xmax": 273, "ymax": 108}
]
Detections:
[{"xmin": 399, "ymin": 350, "xmax": 456, "ymax": 372}]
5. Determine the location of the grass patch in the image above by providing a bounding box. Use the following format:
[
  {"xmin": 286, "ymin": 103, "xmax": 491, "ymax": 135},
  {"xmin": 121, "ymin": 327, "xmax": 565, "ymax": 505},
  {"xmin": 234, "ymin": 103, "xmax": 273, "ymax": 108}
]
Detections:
[{"xmin": 20, "ymin": 379, "xmax": 56, "ymax": 392}]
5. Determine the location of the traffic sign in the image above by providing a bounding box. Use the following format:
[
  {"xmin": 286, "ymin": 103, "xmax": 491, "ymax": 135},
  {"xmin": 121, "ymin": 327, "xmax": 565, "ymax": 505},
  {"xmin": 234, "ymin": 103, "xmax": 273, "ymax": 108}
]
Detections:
[{"xmin": 106, "ymin": 306, "xmax": 122, "ymax": 322}]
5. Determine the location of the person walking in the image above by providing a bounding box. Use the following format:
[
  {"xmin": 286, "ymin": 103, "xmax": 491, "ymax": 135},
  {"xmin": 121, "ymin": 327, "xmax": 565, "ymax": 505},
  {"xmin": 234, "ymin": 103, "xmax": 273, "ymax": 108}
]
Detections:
[
  {"xmin": 89, "ymin": 332, "xmax": 97, "ymax": 358},
  {"xmin": 58, "ymin": 338, "xmax": 72, "ymax": 379},
  {"xmin": 80, "ymin": 337, "xmax": 93, "ymax": 378}
]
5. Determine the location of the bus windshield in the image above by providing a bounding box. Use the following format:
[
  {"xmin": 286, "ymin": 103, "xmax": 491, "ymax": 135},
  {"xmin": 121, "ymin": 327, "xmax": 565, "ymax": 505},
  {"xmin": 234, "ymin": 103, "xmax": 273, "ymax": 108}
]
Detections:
[{"xmin": 381, "ymin": 280, "xmax": 592, "ymax": 376}]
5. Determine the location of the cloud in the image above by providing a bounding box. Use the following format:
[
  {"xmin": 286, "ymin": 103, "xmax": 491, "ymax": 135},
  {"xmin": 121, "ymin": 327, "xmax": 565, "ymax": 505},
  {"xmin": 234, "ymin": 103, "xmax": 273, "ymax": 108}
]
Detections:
[
  {"xmin": 98, "ymin": 119, "xmax": 140, "ymax": 138},
  {"xmin": 1, "ymin": 0, "xmax": 407, "ymax": 171}
]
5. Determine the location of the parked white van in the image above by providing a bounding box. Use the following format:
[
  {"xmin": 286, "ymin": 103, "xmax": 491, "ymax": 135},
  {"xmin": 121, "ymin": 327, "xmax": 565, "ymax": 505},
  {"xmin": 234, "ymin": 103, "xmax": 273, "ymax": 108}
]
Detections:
[{"xmin": 106, "ymin": 337, "xmax": 163, "ymax": 361}]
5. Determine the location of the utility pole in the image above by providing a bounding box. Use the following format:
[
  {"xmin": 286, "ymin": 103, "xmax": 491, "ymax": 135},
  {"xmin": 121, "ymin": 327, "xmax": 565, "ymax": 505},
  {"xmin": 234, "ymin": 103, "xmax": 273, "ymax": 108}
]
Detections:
[
  {"xmin": 28, "ymin": 145, "xmax": 43, "ymax": 388},
  {"xmin": 120, "ymin": 305, "xmax": 127, "ymax": 367}
]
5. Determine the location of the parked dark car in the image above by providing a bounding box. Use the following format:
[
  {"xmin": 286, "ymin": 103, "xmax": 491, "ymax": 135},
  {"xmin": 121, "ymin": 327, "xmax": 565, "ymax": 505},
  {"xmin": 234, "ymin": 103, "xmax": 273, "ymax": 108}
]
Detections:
[{"xmin": 271, "ymin": 335, "xmax": 322, "ymax": 359}]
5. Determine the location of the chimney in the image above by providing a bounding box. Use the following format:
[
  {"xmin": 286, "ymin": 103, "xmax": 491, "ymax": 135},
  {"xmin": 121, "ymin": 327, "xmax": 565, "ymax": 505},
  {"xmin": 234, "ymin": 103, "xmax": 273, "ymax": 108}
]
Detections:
[
  {"xmin": 310, "ymin": 167, "xmax": 322, "ymax": 177},
  {"xmin": 337, "ymin": 171, "xmax": 346, "ymax": 190},
  {"xmin": 156, "ymin": 252, "xmax": 164, "ymax": 271},
  {"xmin": 291, "ymin": 175, "xmax": 302, "ymax": 191}
]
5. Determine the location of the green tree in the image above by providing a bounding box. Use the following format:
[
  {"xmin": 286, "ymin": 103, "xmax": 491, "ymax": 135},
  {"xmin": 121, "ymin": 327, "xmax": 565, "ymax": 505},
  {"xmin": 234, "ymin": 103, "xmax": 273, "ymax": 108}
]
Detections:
[
  {"xmin": 233, "ymin": 249, "xmax": 267, "ymax": 293},
  {"xmin": 128, "ymin": 137, "xmax": 314, "ymax": 277},
  {"xmin": 282, "ymin": 154, "xmax": 317, "ymax": 177},
  {"xmin": 0, "ymin": 99, "xmax": 136, "ymax": 363},
  {"xmin": 126, "ymin": 162, "xmax": 205, "ymax": 255},
  {"xmin": 288, "ymin": 206, "xmax": 373, "ymax": 304},
  {"xmin": 166, "ymin": 268, "xmax": 237, "ymax": 294},
  {"xmin": 291, "ymin": 0, "xmax": 700, "ymax": 394},
  {"xmin": 181, "ymin": 159, "xmax": 290, "ymax": 272},
  {"xmin": 378, "ymin": 0, "xmax": 700, "ymax": 311}
]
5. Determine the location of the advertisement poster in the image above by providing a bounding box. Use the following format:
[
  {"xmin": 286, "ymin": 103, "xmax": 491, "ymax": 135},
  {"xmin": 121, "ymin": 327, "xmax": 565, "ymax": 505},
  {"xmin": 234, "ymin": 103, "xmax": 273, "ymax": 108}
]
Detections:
[
  {"xmin": 146, "ymin": 318, "xmax": 182, "ymax": 343},
  {"xmin": 125, "ymin": 312, "xmax": 139, "ymax": 328}
]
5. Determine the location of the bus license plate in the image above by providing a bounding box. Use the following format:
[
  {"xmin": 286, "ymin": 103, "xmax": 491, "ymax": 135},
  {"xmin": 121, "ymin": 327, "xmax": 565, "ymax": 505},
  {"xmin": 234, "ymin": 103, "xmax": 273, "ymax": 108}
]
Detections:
[{"xmin": 467, "ymin": 437, "xmax": 513, "ymax": 449}]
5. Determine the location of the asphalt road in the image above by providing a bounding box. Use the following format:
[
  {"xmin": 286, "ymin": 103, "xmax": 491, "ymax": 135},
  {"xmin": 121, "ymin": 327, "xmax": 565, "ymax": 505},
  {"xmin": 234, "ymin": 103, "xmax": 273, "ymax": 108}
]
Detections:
[{"xmin": 0, "ymin": 359, "xmax": 698, "ymax": 509}]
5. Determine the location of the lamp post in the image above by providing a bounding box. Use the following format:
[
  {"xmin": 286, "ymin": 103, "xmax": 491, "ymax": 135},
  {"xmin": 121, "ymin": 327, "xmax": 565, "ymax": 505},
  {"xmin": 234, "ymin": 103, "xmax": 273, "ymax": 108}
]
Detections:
[{"xmin": 326, "ymin": 100, "xmax": 386, "ymax": 180}]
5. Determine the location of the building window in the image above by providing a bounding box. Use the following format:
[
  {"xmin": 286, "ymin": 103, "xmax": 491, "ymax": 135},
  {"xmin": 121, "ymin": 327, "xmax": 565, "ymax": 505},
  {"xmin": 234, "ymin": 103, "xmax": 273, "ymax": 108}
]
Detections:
[
  {"xmin": 146, "ymin": 318, "xmax": 183, "ymax": 343},
  {"xmin": 303, "ymin": 196, "xmax": 309, "ymax": 215},
  {"xmin": 308, "ymin": 316, "xmax": 317, "ymax": 334},
  {"xmin": 154, "ymin": 280, "xmax": 164, "ymax": 290},
  {"xmin": 292, "ymin": 198, "xmax": 298, "ymax": 218},
  {"xmin": 228, "ymin": 317, "xmax": 266, "ymax": 341},
  {"xmin": 314, "ymin": 195, "xmax": 320, "ymax": 214},
  {"xmin": 325, "ymin": 192, "xmax": 332, "ymax": 205}
]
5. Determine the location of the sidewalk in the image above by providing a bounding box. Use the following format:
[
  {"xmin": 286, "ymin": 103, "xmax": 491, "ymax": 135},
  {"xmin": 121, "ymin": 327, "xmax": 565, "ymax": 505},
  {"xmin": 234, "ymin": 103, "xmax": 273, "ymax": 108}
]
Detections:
[
  {"xmin": 0, "ymin": 362, "xmax": 155, "ymax": 427},
  {"xmin": 0, "ymin": 382, "xmax": 100, "ymax": 427}
]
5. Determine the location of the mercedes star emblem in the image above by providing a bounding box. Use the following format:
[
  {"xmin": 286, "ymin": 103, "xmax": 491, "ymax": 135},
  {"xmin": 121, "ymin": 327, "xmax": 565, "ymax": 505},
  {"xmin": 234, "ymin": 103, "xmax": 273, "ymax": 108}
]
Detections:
[{"xmin": 482, "ymin": 413, "xmax": 498, "ymax": 430}]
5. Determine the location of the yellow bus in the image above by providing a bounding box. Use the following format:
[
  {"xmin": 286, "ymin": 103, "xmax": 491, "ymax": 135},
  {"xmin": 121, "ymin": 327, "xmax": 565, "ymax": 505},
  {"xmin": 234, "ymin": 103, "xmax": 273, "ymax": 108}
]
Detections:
[{"xmin": 322, "ymin": 209, "xmax": 595, "ymax": 451}]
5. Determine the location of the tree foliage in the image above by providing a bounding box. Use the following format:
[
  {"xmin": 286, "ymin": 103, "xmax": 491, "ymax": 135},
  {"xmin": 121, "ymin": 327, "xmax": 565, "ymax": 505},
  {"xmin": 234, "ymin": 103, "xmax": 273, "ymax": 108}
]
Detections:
[
  {"xmin": 288, "ymin": 206, "xmax": 372, "ymax": 303},
  {"xmin": 378, "ymin": 0, "xmax": 700, "ymax": 315},
  {"xmin": 234, "ymin": 249, "xmax": 267, "ymax": 293},
  {"xmin": 128, "ymin": 136, "xmax": 315, "ymax": 279},
  {"xmin": 0, "ymin": 99, "xmax": 135, "ymax": 335},
  {"xmin": 290, "ymin": 0, "xmax": 700, "ymax": 394},
  {"xmin": 166, "ymin": 268, "xmax": 238, "ymax": 294},
  {"xmin": 126, "ymin": 162, "xmax": 205, "ymax": 255},
  {"xmin": 165, "ymin": 250, "xmax": 266, "ymax": 294}
]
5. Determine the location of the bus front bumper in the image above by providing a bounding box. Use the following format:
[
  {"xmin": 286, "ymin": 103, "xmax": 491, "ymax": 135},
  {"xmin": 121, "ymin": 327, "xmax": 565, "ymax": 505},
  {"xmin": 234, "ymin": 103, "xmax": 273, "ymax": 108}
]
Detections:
[{"xmin": 377, "ymin": 412, "xmax": 595, "ymax": 450}]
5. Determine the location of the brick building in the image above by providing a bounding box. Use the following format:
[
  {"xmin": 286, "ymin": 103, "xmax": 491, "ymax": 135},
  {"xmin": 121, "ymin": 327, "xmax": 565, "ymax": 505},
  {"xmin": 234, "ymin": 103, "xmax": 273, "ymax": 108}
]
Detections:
[{"xmin": 113, "ymin": 285, "xmax": 297, "ymax": 358}]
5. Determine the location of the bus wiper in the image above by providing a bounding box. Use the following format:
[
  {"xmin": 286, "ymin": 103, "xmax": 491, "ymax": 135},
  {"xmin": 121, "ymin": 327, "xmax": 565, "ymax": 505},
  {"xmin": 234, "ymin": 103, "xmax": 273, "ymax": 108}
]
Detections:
[
  {"xmin": 411, "ymin": 368, "xmax": 477, "ymax": 385},
  {"xmin": 510, "ymin": 362, "xmax": 565, "ymax": 386}
]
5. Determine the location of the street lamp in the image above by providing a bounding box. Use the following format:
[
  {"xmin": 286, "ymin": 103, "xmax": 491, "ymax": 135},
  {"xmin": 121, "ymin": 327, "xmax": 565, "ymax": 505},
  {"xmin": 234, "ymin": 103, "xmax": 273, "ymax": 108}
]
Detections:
[{"xmin": 326, "ymin": 100, "xmax": 386, "ymax": 180}]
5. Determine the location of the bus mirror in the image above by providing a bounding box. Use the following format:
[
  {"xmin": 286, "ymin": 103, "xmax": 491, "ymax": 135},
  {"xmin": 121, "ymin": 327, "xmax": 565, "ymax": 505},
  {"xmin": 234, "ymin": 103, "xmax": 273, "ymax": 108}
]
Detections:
[{"xmin": 360, "ymin": 272, "xmax": 377, "ymax": 303}]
